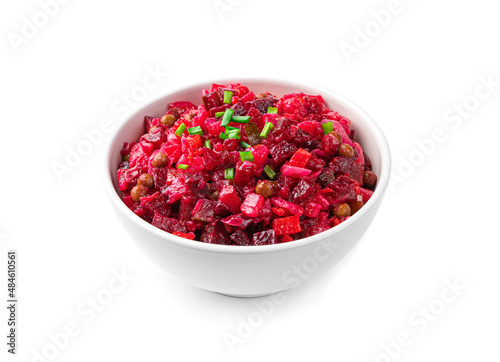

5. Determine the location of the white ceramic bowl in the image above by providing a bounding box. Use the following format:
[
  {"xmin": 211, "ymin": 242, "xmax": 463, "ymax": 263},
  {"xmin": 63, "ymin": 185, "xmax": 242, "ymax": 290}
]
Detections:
[{"xmin": 103, "ymin": 78, "xmax": 391, "ymax": 297}]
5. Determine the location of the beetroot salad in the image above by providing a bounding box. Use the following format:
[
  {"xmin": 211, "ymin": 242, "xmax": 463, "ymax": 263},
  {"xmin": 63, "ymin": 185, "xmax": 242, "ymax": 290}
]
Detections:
[{"xmin": 116, "ymin": 83, "xmax": 378, "ymax": 246}]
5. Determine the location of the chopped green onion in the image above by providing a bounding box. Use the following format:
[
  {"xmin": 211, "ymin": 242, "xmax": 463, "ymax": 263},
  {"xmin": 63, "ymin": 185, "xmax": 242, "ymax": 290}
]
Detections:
[
  {"xmin": 322, "ymin": 121, "xmax": 333, "ymax": 135},
  {"xmin": 264, "ymin": 165, "xmax": 276, "ymax": 180},
  {"xmin": 226, "ymin": 125, "xmax": 239, "ymax": 130},
  {"xmin": 221, "ymin": 108, "xmax": 234, "ymax": 127},
  {"xmin": 223, "ymin": 90, "xmax": 233, "ymax": 104},
  {"xmin": 204, "ymin": 140, "xmax": 212, "ymax": 149},
  {"xmin": 240, "ymin": 141, "xmax": 251, "ymax": 149},
  {"xmin": 267, "ymin": 106, "xmax": 278, "ymax": 114},
  {"xmin": 215, "ymin": 111, "xmax": 225, "ymax": 118},
  {"xmin": 177, "ymin": 164, "xmax": 189, "ymax": 170},
  {"xmin": 188, "ymin": 126, "xmax": 203, "ymax": 135},
  {"xmin": 259, "ymin": 122, "xmax": 274, "ymax": 138},
  {"xmin": 239, "ymin": 151, "xmax": 254, "ymax": 162},
  {"xmin": 231, "ymin": 115, "xmax": 250, "ymax": 123},
  {"xmin": 224, "ymin": 168, "xmax": 235, "ymax": 179},
  {"xmin": 225, "ymin": 129, "xmax": 241, "ymax": 139},
  {"xmin": 174, "ymin": 123, "xmax": 187, "ymax": 137},
  {"xmin": 219, "ymin": 132, "xmax": 228, "ymax": 140}
]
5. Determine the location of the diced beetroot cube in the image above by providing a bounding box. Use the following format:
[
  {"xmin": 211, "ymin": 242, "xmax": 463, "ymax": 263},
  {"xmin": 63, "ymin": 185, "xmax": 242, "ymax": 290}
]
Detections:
[
  {"xmin": 141, "ymin": 192, "xmax": 171, "ymax": 219},
  {"xmin": 120, "ymin": 142, "xmax": 136, "ymax": 156},
  {"xmin": 191, "ymin": 199, "xmax": 216, "ymax": 223},
  {"xmin": 179, "ymin": 194, "xmax": 198, "ymax": 221},
  {"xmin": 188, "ymin": 156, "xmax": 205, "ymax": 171},
  {"xmin": 141, "ymin": 131, "xmax": 168, "ymax": 149},
  {"xmin": 324, "ymin": 111, "xmax": 351, "ymax": 134},
  {"xmin": 275, "ymin": 173, "xmax": 299, "ymax": 191},
  {"xmin": 272, "ymin": 207, "xmax": 286, "ymax": 217},
  {"xmin": 129, "ymin": 143, "xmax": 153, "ymax": 169},
  {"xmin": 290, "ymin": 126, "xmax": 319, "ymax": 149},
  {"xmin": 221, "ymin": 213, "xmax": 253, "ymax": 229},
  {"xmin": 360, "ymin": 187, "xmax": 374, "ymax": 203},
  {"xmin": 305, "ymin": 154, "xmax": 325, "ymax": 172},
  {"xmin": 152, "ymin": 214, "xmax": 187, "ymax": 233},
  {"xmin": 329, "ymin": 156, "xmax": 364, "ymax": 184},
  {"xmin": 304, "ymin": 202, "xmax": 322, "ymax": 218},
  {"xmin": 164, "ymin": 177, "xmax": 188, "ymax": 204},
  {"xmin": 121, "ymin": 193, "xmax": 134, "ymax": 208},
  {"xmin": 277, "ymin": 96, "xmax": 307, "ymax": 118},
  {"xmin": 236, "ymin": 85, "xmax": 249, "ymax": 97},
  {"xmin": 347, "ymin": 185, "xmax": 362, "ymax": 203},
  {"xmin": 252, "ymin": 229, "xmax": 277, "ymax": 246},
  {"xmin": 202, "ymin": 148, "xmax": 225, "ymax": 171},
  {"xmin": 318, "ymin": 167, "xmax": 336, "ymax": 187},
  {"xmin": 310, "ymin": 192, "xmax": 330, "ymax": 211},
  {"xmin": 185, "ymin": 134, "xmax": 202, "ymax": 150},
  {"xmin": 303, "ymin": 94, "xmax": 329, "ymax": 114},
  {"xmin": 166, "ymin": 132, "xmax": 181, "ymax": 146},
  {"xmin": 270, "ymin": 197, "xmax": 304, "ymax": 216},
  {"xmin": 250, "ymin": 144, "xmax": 269, "ymax": 169},
  {"xmin": 230, "ymin": 102, "xmax": 246, "ymax": 116},
  {"xmin": 176, "ymin": 153, "xmax": 188, "ymax": 167},
  {"xmin": 319, "ymin": 132, "xmax": 342, "ymax": 157},
  {"xmin": 230, "ymin": 229, "xmax": 252, "ymax": 246},
  {"xmin": 234, "ymin": 161, "xmax": 257, "ymax": 187},
  {"xmin": 269, "ymin": 141, "xmax": 297, "ymax": 165},
  {"xmin": 247, "ymin": 107, "xmax": 264, "ymax": 130},
  {"xmin": 299, "ymin": 212, "xmax": 331, "ymax": 238},
  {"xmin": 117, "ymin": 166, "xmax": 142, "ymax": 191},
  {"xmin": 245, "ymin": 96, "xmax": 277, "ymax": 115},
  {"xmin": 223, "ymin": 138, "xmax": 239, "ymax": 151},
  {"xmin": 184, "ymin": 170, "xmax": 206, "ymax": 189},
  {"xmin": 239, "ymin": 91, "xmax": 255, "ymax": 103},
  {"xmin": 241, "ymin": 193, "xmax": 265, "ymax": 218},
  {"xmin": 201, "ymin": 91, "xmax": 222, "ymax": 110},
  {"xmin": 131, "ymin": 203, "xmax": 145, "ymax": 218},
  {"xmin": 186, "ymin": 220, "xmax": 204, "ymax": 232},
  {"xmin": 148, "ymin": 165, "xmax": 168, "ymax": 188},
  {"xmin": 297, "ymin": 121, "xmax": 323, "ymax": 139},
  {"xmin": 272, "ymin": 216, "xmax": 302, "ymax": 236},
  {"xmin": 258, "ymin": 198, "xmax": 272, "ymax": 218},
  {"xmin": 364, "ymin": 151, "xmax": 372, "ymax": 171},
  {"xmin": 276, "ymin": 186, "xmax": 290, "ymax": 200},
  {"xmin": 280, "ymin": 234, "xmax": 294, "ymax": 243},
  {"xmin": 218, "ymin": 185, "xmax": 242, "ymax": 215},
  {"xmin": 204, "ymin": 117, "xmax": 227, "ymax": 137},
  {"xmin": 291, "ymin": 179, "xmax": 316, "ymax": 205},
  {"xmin": 289, "ymin": 148, "xmax": 312, "ymax": 168},
  {"xmin": 168, "ymin": 101, "xmax": 197, "ymax": 112},
  {"xmin": 160, "ymin": 144, "xmax": 182, "ymax": 165},
  {"xmin": 144, "ymin": 116, "xmax": 161, "ymax": 133},
  {"xmin": 210, "ymin": 83, "xmax": 226, "ymax": 92},
  {"xmin": 200, "ymin": 220, "xmax": 231, "ymax": 245},
  {"xmin": 213, "ymin": 201, "xmax": 231, "ymax": 218},
  {"xmin": 333, "ymin": 216, "xmax": 350, "ymax": 226},
  {"xmin": 353, "ymin": 142, "xmax": 365, "ymax": 165},
  {"xmin": 173, "ymin": 231, "xmax": 196, "ymax": 240},
  {"xmin": 324, "ymin": 175, "xmax": 357, "ymax": 206},
  {"xmin": 166, "ymin": 168, "xmax": 183, "ymax": 185}
]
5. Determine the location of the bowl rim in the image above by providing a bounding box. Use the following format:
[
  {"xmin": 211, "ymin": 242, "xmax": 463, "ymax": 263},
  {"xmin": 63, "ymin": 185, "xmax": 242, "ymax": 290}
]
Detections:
[{"xmin": 103, "ymin": 77, "xmax": 391, "ymax": 254}]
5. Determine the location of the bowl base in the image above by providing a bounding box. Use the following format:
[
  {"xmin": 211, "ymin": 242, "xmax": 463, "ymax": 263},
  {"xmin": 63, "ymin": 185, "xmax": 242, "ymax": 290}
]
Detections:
[{"xmin": 216, "ymin": 291, "xmax": 283, "ymax": 298}]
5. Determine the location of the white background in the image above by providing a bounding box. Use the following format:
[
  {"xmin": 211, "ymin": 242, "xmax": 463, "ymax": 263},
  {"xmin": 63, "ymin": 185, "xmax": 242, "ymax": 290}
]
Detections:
[{"xmin": 1, "ymin": 0, "xmax": 499, "ymax": 361}]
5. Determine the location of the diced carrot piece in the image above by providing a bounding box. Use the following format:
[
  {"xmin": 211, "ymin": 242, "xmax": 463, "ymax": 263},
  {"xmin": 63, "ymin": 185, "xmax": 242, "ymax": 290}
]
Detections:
[
  {"xmin": 272, "ymin": 216, "xmax": 302, "ymax": 236},
  {"xmin": 289, "ymin": 148, "xmax": 312, "ymax": 168}
]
